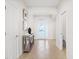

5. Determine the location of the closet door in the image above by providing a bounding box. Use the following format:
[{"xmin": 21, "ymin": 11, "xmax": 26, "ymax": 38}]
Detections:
[
  {"xmin": 56, "ymin": 14, "xmax": 63, "ymax": 50},
  {"xmin": 5, "ymin": 1, "xmax": 18, "ymax": 59}
]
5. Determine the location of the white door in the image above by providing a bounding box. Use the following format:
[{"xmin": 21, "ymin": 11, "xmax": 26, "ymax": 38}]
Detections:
[
  {"xmin": 5, "ymin": 2, "xmax": 19, "ymax": 59},
  {"xmin": 56, "ymin": 14, "xmax": 63, "ymax": 50}
]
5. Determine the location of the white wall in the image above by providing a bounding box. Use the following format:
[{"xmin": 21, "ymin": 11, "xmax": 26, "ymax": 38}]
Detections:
[
  {"xmin": 56, "ymin": 0, "xmax": 73, "ymax": 59},
  {"xmin": 5, "ymin": 0, "xmax": 26, "ymax": 59},
  {"xmin": 26, "ymin": 8, "xmax": 57, "ymax": 39}
]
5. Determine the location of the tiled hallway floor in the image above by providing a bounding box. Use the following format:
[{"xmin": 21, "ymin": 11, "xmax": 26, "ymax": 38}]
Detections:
[{"xmin": 19, "ymin": 39, "xmax": 66, "ymax": 59}]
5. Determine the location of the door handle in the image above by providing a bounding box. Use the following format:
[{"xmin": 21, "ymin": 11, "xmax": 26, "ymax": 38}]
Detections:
[
  {"xmin": 5, "ymin": 32, "xmax": 6, "ymax": 36},
  {"xmin": 16, "ymin": 35, "xmax": 19, "ymax": 37}
]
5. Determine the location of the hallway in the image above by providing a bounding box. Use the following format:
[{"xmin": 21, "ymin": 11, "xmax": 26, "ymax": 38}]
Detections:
[
  {"xmin": 5, "ymin": 0, "xmax": 73, "ymax": 59},
  {"xmin": 19, "ymin": 40, "xmax": 66, "ymax": 59}
]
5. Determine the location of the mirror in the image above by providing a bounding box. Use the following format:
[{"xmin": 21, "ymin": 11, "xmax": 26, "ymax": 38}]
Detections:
[
  {"xmin": 23, "ymin": 20, "xmax": 28, "ymax": 31},
  {"xmin": 22, "ymin": 8, "xmax": 28, "ymax": 31}
]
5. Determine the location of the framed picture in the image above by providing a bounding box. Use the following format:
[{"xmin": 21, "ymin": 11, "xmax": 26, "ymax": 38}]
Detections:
[{"xmin": 23, "ymin": 9, "xmax": 28, "ymax": 20}]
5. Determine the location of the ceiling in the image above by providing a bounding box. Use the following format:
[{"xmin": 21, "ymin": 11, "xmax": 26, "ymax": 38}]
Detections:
[{"xmin": 24, "ymin": 0, "xmax": 62, "ymax": 7}]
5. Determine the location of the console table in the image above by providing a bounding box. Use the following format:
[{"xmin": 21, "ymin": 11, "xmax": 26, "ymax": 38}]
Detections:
[{"xmin": 22, "ymin": 34, "xmax": 34, "ymax": 53}]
